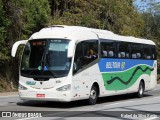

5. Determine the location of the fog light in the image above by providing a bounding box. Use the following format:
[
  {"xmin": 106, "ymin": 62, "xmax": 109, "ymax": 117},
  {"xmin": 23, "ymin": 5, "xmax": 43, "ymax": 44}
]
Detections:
[{"xmin": 19, "ymin": 83, "xmax": 28, "ymax": 90}]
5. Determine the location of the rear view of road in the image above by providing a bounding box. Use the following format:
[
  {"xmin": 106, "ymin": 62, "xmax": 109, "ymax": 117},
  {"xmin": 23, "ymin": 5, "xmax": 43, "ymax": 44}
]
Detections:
[{"xmin": 0, "ymin": 85, "xmax": 160, "ymax": 120}]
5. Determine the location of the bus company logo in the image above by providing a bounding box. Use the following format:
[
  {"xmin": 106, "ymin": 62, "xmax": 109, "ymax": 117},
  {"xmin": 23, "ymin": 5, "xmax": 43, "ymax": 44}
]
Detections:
[
  {"xmin": 106, "ymin": 61, "xmax": 126, "ymax": 70},
  {"xmin": 26, "ymin": 81, "xmax": 36, "ymax": 85}
]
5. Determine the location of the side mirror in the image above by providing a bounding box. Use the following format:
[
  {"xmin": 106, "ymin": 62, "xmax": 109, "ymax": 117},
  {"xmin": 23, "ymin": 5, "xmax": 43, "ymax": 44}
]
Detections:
[
  {"xmin": 67, "ymin": 41, "xmax": 75, "ymax": 58},
  {"xmin": 11, "ymin": 40, "xmax": 28, "ymax": 57}
]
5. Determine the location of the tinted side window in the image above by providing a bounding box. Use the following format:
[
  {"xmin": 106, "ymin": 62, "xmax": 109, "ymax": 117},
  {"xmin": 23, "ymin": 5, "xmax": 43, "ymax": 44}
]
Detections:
[
  {"xmin": 73, "ymin": 40, "xmax": 98, "ymax": 74},
  {"xmin": 151, "ymin": 45, "xmax": 157, "ymax": 60},
  {"xmin": 131, "ymin": 44, "xmax": 143, "ymax": 59},
  {"xmin": 118, "ymin": 42, "xmax": 130, "ymax": 58},
  {"xmin": 144, "ymin": 45, "xmax": 151, "ymax": 59},
  {"xmin": 100, "ymin": 40, "xmax": 115, "ymax": 58},
  {"xmin": 83, "ymin": 40, "xmax": 98, "ymax": 65},
  {"xmin": 73, "ymin": 42, "xmax": 83, "ymax": 73}
]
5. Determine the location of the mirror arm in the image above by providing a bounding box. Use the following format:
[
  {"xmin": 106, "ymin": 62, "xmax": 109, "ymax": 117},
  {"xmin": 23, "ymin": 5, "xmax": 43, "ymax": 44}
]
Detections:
[
  {"xmin": 11, "ymin": 40, "xmax": 28, "ymax": 57},
  {"xmin": 67, "ymin": 41, "xmax": 75, "ymax": 58}
]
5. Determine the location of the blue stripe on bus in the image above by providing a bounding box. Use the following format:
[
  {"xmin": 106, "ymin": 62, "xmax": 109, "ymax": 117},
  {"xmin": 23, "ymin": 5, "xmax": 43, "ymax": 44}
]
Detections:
[{"xmin": 98, "ymin": 58, "xmax": 154, "ymax": 72}]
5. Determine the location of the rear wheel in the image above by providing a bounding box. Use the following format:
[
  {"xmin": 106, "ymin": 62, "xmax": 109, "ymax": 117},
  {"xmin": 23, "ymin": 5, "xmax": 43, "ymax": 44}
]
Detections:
[
  {"xmin": 88, "ymin": 85, "xmax": 98, "ymax": 105},
  {"xmin": 136, "ymin": 81, "xmax": 144, "ymax": 98}
]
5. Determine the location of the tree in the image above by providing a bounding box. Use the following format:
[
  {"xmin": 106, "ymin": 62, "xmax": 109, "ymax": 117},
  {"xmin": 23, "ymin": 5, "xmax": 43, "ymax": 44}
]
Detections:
[
  {"xmin": 0, "ymin": 0, "xmax": 50, "ymax": 64},
  {"xmin": 0, "ymin": 0, "xmax": 50, "ymax": 91},
  {"xmin": 0, "ymin": 0, "xmax": 11, "ymax": 63},
  {"xmin": 136, "ymin": 0, "xmax": 160, "ymax": 73},
  {"xmin": 97, "ymin": 0, "xmax": 144, "ymax": 36},
  {"xmin": 140, "ymin": 0, "xmax": 160, "ymax": 57},
  {"xmin": 48, "ymin": 0, "xmax": 144, "ymax": 37}
]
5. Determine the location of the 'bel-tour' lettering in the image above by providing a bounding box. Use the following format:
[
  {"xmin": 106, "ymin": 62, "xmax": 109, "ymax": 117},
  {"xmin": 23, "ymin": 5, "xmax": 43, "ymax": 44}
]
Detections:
[{"xmin": 106, "ymin": 62, "xmax": 121, "ymax": 68}]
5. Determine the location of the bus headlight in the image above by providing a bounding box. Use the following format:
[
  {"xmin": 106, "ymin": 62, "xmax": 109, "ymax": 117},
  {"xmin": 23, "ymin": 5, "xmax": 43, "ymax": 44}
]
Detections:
[
  {"xmin": 56, "ymin": 84, "xmax": 71, "ymax": 91},
  {"xmin": 19, "ymin": 83, "xmax": 28, "ymax": 90}
]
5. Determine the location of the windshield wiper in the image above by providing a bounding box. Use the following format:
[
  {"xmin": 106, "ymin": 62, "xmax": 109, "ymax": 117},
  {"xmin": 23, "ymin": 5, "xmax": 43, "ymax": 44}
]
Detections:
[
  {"xmin": 47, "ymin": 69, "xmax": 57, "ymax": 78},
  {"xmin": 41, "ymin": 46, "xmax": 57, "ymax": 78}
]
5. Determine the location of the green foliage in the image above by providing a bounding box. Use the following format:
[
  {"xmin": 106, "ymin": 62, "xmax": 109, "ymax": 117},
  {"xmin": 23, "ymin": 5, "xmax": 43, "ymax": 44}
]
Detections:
[
  {"xmin": 97, "ymin": 0, "xmax": 144, "ymax": 36},
  {"xmin": 0, "ymin": 0, "xmax": 50, "ymax": 91},
  {"xmin": 48, "ymin": 0, "xmax": 144, "ymax": 37},
  {"xmin": 137, "ymin": 0, "xmax": 160, "ymax": 73},
  {"xmin": 0, "ymin": 0, "xmax": 50, "ymax": 64},
  {"xmin": 0, "ymin": 0, "xmax": 11, "ymax": 63},
  {"xmin": 22, "ymin": 0, "xmax": 50, "ymax": 36}
]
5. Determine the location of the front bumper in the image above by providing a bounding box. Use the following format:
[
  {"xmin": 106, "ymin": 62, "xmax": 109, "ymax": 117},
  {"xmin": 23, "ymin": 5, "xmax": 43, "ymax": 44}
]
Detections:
[{"xmin": 19, "ymin": 90, "xmax": 72, "ymax": 102}]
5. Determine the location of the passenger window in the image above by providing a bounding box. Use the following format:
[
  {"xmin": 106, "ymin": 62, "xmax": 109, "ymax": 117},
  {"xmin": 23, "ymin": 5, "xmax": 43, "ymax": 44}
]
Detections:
[
  {"xmin": 131, "ymin": 44, "xmax": 143, "ymax": 59},
  {"xmin": 100, "ymin": 40, "xmax": 115, "ymax": 58},
  {"xmin": 144, "ymin": 45, "xmax": 151, "ymax": 59},
  {"xmin": 83, "ymin": 40, "xmax": 98, "ymax": 66},
  {"xmin": 73, "ymin": 42, "xmax": 83, "ymax": 73},
  {"xmin": 118, "ymin": 42, "xmax": 130, "ymax": 58},
  {"xmin": 73, "ymin": 40, "xmax": 98, "ymax": 74},
  {"xmin": 151, "ymin": 45, "xmax": 157, "ymax": 60}
]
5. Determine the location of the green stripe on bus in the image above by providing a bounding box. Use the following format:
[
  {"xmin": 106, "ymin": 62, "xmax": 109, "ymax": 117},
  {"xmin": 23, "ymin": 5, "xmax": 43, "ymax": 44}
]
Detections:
[{"xmin": 102, "ymin": 65, "xmax": 154, "ymax": 90}]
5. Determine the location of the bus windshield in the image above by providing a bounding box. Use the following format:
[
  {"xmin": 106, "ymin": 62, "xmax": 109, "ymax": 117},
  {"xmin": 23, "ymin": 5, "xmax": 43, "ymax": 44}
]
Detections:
[{"xmin": 21, "ymin": 39, "xmax": 71, "ymax": 78}]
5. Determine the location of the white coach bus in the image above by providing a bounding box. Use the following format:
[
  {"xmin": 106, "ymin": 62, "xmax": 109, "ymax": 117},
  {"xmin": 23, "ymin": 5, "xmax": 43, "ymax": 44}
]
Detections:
[{"xmin": 11, "ymin": 25, "xmax": 157, "ymax": 105}]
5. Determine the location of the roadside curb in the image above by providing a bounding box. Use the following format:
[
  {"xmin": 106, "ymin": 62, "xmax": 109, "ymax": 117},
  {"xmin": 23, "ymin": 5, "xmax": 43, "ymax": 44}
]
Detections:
[{"xmin": 0, "ymin": 92, "xmax": 18, "ymax": 96}]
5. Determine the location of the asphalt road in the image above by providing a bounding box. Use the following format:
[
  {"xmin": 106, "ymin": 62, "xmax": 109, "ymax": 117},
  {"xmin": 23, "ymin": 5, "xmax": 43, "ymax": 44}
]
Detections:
[{"xmin": 0, "ymin": 85, "xmax": 160, "ymax": 120}]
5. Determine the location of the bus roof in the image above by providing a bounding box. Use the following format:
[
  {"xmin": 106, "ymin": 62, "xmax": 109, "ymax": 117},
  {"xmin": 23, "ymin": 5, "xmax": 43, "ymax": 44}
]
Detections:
[{"xmin": 29, "ymin": 25, "xmax": 155, "ymax": 45}]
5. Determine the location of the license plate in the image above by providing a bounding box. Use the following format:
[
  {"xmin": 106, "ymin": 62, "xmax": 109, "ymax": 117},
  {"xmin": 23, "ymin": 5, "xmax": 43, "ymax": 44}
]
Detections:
[{"xmin": 36, "ymin": 94, "xmax": 45, "ymax": 98}]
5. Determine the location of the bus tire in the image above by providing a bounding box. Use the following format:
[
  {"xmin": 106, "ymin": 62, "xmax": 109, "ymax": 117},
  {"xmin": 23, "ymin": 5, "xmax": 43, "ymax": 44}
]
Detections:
[
  {"xmin": 136, "ymin": 81, "xmax": 144, "ymax": 98},
  {"xmin": 88, "ymin": 85, "xmax": 98, "ymax": 105}
]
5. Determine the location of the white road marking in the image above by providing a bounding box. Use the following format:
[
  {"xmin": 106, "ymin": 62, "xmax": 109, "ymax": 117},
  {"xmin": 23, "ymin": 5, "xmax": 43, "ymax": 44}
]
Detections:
[
  {"xmin": 104, "ymin": 96, "xmax": 160, "ymax": 107},
  {"xmin": 153, "ymin": 87, "xmax": 160, "ymax": 91},
  {"xmin": 104, "ymin": 100, "xmax": 134, "ymax": 107},
  {"xmin": 151, "ymin": 96, "xmax": 160, "ymax": 99}
]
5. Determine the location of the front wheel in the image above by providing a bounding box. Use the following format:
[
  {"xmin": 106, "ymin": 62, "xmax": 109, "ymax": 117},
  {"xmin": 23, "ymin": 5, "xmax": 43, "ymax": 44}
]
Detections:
[
  {"xmin": 88, "ymin": 85, "xmax": 98, "ymax": 105},
  {"xmin": 136, "ymin": 81, "xmax": 144, "ymax": 98}
]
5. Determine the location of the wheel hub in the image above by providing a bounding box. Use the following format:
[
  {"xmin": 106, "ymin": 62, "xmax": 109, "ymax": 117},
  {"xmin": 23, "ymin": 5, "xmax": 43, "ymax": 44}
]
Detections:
[
  {"xmin": 90, "ymin": 90, "xmax": 96, "ymax": 99},
  {"xmin": 139, "ymin": 85, "xmax": 143, "ymax": 95}
]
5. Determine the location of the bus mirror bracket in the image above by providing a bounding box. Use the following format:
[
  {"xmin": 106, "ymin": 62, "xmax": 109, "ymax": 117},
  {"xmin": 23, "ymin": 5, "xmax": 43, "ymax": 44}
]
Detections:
[
  {"xmin": 11, "ymin": 40, "xmax": 28, "ymax": 57},
  {"xmin": 67, "ymin": 41, "xmax": 75, "ymax": 58}
]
